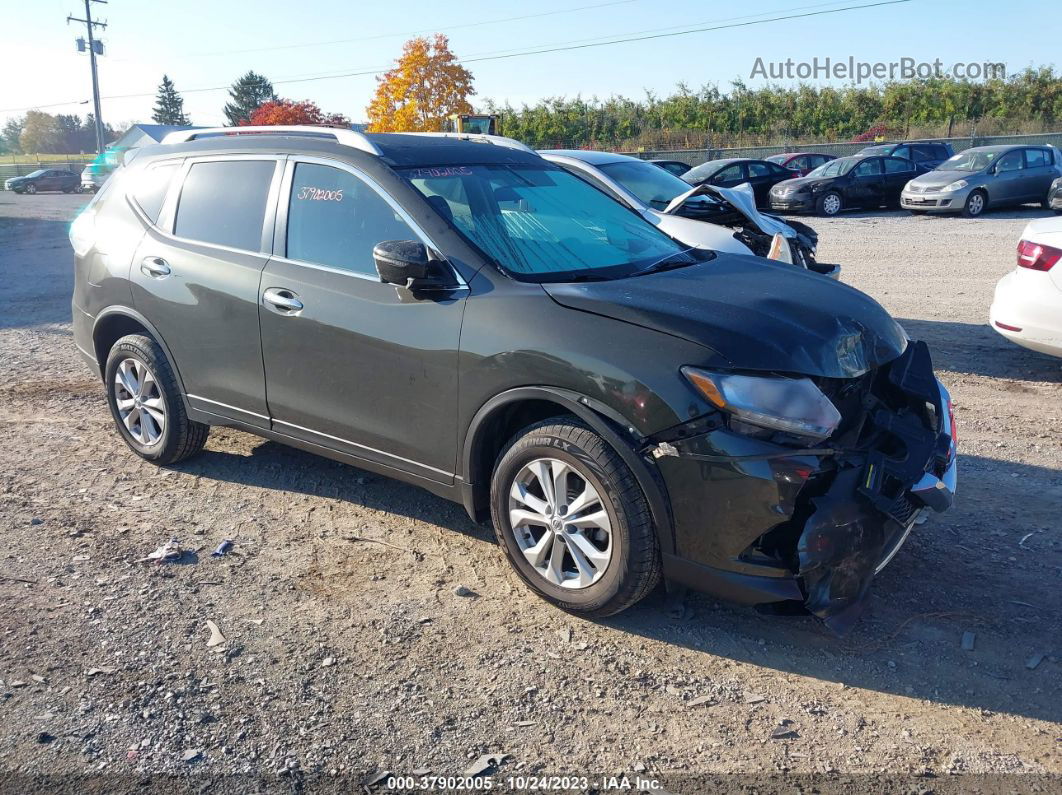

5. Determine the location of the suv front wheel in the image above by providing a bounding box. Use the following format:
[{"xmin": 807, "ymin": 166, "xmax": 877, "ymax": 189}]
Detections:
[
  {"xmin": 104, "ymin": 334, "xmax": 209, "ymax": 464},
  {"xmin": 490, "ymin": 419, "xmax": 660, "ymax": 617}
]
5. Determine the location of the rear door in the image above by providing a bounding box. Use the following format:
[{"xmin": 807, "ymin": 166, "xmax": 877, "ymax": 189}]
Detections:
[
  {"xmin": 130, "ymin": 155, "xmax": 281, "ymax": 428},
  {"xmin": 882, "ymin": 157, "xmax": 917, "ymax": 203},
  {"xmin": 258, "ymin": 156, "xmax": 466, "ymax": 484},
  {"xmin": 848, "ymin": 158, "xmax": 885, "ymax": 206},
  {"xmin": 1022, "ymin": 148, "xmax": 1055, "ymax": 200}
]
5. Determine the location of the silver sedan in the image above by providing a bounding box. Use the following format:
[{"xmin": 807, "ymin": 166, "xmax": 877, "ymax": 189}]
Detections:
[{"xmin": 900, "ymin": 144, "xmax": 1060, "ymax": 217}]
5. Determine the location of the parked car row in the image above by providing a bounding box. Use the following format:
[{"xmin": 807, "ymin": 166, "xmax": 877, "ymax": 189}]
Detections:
[
  {"xmin": 70, "ymin": 126, "xmax": 957, "ymax": 631},
  {"xmin": 4, "ymin": 168, "xmax": 81, "ymax": 194},
  {"xmin": 641, "ymin": 140, "xmax": 1060, "ymax": 220}
]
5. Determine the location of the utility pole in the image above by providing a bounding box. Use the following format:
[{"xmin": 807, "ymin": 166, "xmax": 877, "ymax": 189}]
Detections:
[{"xmin": 68, "ymin": 0, "xmax": 107, "ymax": 154}]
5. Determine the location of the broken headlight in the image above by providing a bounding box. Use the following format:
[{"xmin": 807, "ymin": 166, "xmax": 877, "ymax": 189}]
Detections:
[{"xmin": 681, "ymin": 367, "xmax": 842, "ymax": 441}]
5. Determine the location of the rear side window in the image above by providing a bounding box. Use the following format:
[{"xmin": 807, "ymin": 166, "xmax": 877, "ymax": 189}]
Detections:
[
  {"xmin": 285, "ymin": 162, "xmax": 415, "ymax": 277},
  {"xmin": 174, "ymin": 160, "xmax": 276, "ymax": 252},
  {"xmin": 747, "ymin": 162, "xmax": 771, "ymax": 177},
  {"xmin": 911, "ymin": 145, "xmax": 938, "ymax": 162},
  {"xmin": 1025, "ymin": 149, "xmax": 1049, "ymax": 168},
  {"xmin": 130, "ymin": 163, "xmax": 179, "ymax": 224},
  {"xmin": 884, "ymin": 157, "xmax": 913, "ymax": 173}
]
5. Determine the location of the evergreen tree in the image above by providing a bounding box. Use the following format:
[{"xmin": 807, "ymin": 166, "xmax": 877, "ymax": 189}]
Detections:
[
  {"xmin": 152, "ymin": 75, "xmax": 191, "ymax": 125},
  {"xmin": 223, "ymin": 71, "xmax": 276, "ymax": 126}
]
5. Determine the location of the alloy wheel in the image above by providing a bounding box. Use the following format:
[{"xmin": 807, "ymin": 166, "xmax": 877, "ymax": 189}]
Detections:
[
  {"xmin": 823, "ymin": 193, "xmax": 841, "ymax": 215},
  {"xmin": 508, "ymin": 457, "xmax": 613, "ymax": 589},
  {"xmin": 967, "ymin": 193, "xmax": 984, "ymax": 216},
  {"xmin": 113, "ymin": 358, "xmax": 166, "ymax": 446}
]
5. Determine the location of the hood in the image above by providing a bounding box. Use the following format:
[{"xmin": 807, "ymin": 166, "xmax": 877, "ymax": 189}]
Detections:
[
  {"xmin": 910, "ymin": 169, "xmax": 979, "ymax": 187},
  {"xmin": 776, "ymin": 176, "xmax": 832, "ymax": 191},
  {"xmin": 663, "ymin": 182, "xmax": 795, "ymax": 239},
  {"xmin": 543, "ymin": 255, "xmax": 906, "ymax": 378}
]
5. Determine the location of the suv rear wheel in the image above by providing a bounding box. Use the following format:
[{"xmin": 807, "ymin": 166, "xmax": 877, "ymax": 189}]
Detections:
[
  {"xmin": 104, "ymin": 334, "xmax": 208, "ymax": 464},
  {"xmin": 490, "ymin": 419, "xmax": 660, "ymax": 617}
]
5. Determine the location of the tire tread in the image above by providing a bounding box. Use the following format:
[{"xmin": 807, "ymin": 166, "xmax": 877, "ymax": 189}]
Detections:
[
  {"xmin": 490, "ymin": 418, "xmax": 660, "ymax": 617},
  {"xmin": 106, "ymin": 334, "xmax": 208, "ymax": 465}
]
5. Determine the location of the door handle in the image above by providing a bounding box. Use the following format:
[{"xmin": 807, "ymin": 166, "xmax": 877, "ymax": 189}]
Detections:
[
  {"xmin": 140, "ymin": 257, "xmax": 171, "ymax": 278},
  {"xmin": 263, "ymin": 287, "xmax": 304, "ymax": 313}
]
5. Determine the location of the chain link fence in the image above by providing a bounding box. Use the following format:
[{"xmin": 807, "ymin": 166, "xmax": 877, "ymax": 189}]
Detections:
[{"xmin": 621, "ymin": 132, "xmax": 1062, "ymax": 167}]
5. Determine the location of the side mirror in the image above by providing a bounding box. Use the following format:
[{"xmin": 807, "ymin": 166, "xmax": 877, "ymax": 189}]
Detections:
[{"xmin": 373, "ymin": 240, "xmax": 453, "ymax": 289}]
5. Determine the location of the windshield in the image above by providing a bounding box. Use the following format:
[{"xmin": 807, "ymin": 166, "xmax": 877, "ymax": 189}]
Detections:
[
  {"xmin": 936, "ymin": 150, "xmax": 999, "ymax": 172},
  {"xmin": 807, "ymin": 157, "xmax": 858, "ymax": 178},
  {"xmin": 859, "ymin": 145, "xmax": 890, "ymax": 156},
  {"xmin": 597, "ymin": 159, "xmax": 704, "ymax": 210},
  {"xmin": 765, "ymin": 154, "xmax": 788, "ymax": 164},
  {"xmin": 684, "ymin": 159, "xmax": 735, "ymax": 182},
  {"xmin": 24, "ymin": 169, "xmax": 47, "ymax": 178},
  {"xmin": 402, "ymin": 164, "xmax": 698, "ymax": 282}
]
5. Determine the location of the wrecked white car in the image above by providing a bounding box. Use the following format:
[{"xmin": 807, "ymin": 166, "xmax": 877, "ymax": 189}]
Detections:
[{"xmin": 540, "ymin": 149, "xmax": 839, "ymax": 278}]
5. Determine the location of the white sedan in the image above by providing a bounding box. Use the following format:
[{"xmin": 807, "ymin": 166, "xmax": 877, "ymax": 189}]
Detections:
[{"xmin": 990, "ymin": 216, "xmax": 1062, "ymax": 357}]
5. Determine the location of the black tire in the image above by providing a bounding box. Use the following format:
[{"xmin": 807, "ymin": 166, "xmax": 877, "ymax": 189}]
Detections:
[
  {"xmin": 25, "ymin": 183, "xmax": 36, "ymax": 195},
  {"xmin": 816, "ymin": 191, "xmax": 842, "ymax": 217},
  {"xmin": 962, "ymin": 189, "xmax": 987, "ymax": 218},
  {"xmin": 490, "ymin": 418, "xmax": 660, "ymax": 617},
  {"xmin": 104, "ymin": 333, "xmax": 208, "ymax": 465}
]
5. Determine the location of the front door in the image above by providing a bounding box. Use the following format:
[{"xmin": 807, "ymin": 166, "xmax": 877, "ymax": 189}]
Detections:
[
  {"xmin": 130, "ymin": 155, "xmax": 281, "ymax": 428},
  {"xmin": 991, "ymin": 149, "xmax": 1027, "ymax": 205},
  {"xmin": 259, "ymin": 157, "xmax": 465, "ymax": 484},
  {"xmin": 849, "ymin": 158, "xmax": 885, "ymax": 207}
]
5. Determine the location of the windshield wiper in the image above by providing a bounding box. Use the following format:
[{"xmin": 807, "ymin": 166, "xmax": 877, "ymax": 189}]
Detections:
[{"xmin": 629, "ymin": 248, "xmax": 697, "ymax": 277}]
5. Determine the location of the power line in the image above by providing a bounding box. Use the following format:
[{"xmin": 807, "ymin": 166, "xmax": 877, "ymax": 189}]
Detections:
[
  {"xmin": 173, "ymin": 0, "xmax": 642, "ymax": 59},
  {"xmin": 259, "ymin": 0, "xmax": 862, "ymax": 86},
  {"xmin": 1, "ymin": 0, "xmax": 912, "ymax": 115}
]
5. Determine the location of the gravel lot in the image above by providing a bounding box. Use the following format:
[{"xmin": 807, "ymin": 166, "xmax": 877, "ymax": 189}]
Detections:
[{"xmin": 1, "ymin": 192, "xmax": 1059, "ymax": 792}]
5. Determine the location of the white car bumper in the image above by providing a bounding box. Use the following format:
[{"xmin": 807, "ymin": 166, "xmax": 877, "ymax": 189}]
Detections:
[{"xmin": 989, "ymin": 269, "xmax": 1062, "ymax": 358}]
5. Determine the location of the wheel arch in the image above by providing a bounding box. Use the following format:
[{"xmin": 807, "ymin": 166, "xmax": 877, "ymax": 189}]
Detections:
[
  {"xmin": 92, "ymin": 307, "xmax": 191, "ymax": 410},
  {"xmin": 461, "ymin": 386, "xmax": 675, "ymax": 555}
]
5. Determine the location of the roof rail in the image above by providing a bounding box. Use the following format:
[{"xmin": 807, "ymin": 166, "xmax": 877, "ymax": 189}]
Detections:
[
  {"xmin": 402, "ymin": 132, "xmax": 535, "ymax": 154},
  {"xmin": 160, "ymin": 125, "xmax": 383, "ymax": 156}
]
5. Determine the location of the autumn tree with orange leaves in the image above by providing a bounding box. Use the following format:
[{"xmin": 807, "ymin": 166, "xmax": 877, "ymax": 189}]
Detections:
[
  {"xmin": 244, "ymin": 99, "xmax": 349, "ymax": 127},
  {"xmin": 366, "ymin": 35, "xmax": 475, "ymax": 132}
]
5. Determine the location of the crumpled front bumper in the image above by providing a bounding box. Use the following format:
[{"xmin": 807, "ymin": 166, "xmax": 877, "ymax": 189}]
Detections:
[{"xmin": 653, "ymin": 341, "xmax": 957, "ymax": 633}]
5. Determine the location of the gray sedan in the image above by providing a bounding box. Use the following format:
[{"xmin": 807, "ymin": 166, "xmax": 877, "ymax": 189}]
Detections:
[{"xmin": 900, "ymin": 145, "xmax": 1061, "ymax": 217}]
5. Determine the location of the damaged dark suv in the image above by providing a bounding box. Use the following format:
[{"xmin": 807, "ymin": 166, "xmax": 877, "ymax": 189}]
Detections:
[{"xmin": 71, "ymin": 127, "xmax": 957, "ymax": 631}]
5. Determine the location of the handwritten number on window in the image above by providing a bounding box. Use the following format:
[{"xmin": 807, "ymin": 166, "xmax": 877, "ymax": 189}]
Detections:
[{"xmin": 297, "ymin": 186, "xmax": 344, "ymax": 201}]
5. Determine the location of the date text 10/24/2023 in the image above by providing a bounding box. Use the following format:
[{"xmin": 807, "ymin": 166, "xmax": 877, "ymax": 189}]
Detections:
[{"xmin": 384, "ymin": 774, "xmax": 665, "ymax": 791}]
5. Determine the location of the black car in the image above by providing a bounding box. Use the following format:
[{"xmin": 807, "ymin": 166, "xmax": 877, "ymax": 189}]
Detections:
[
  {"xmin": 681, "ymin": 158, "xmax": 796, "ymax": 207},
  {"xmin": 857, "ymin": 140, "xmax": 954, "ymax": 170},
  {"xmin": 648, "ymin": 159, "xmax": 692, "ymax": 177},
  {"xmin": 70, "ymin": 126, "xmax": 956, "ymax": 631},
  {"xmin": 769, "ymin": 154, "xmax": 922, "ymax": 216},
  {"xmin": 4, "ymin": 168, "xmax": 81, "ymax": 194},
  {"xmin": 1049, "ymin": 176, "xmax": 1062, "ymax": 213}
]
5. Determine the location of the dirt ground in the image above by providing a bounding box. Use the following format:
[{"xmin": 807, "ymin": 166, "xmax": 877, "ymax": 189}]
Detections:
[{"xmin": 0, "ymin": 192, "xmax": 1059, "ymax": 792}]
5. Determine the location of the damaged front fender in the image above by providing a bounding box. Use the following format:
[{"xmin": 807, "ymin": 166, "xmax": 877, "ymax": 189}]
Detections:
[{"xmin": 652, "ymin": 340, "xmax": 958, "ymax": 633}]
